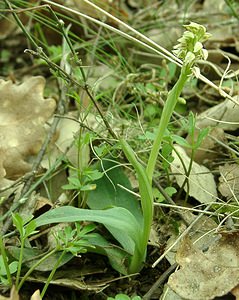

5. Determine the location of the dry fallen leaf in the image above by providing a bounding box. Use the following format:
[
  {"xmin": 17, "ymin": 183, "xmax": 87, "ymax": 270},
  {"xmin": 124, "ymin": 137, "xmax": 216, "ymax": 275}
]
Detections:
[
  {"xmin": 41, "ymin": 113, "xmax": 89, "ymax": 170},
  {"xmin": 160, "ymin": 285, "xmax": 184, "ymax": 300},
  {"xmin": 0, "ymin": 286, "xmax": 19, "ymax": 300},
  {"xmin": 232, "ymin": 284, "xmax": 239, "ymax": 300},
  {"xmin": 218, "ymin": 163, "xmax": 239, "ymax": 200},
  {"xmin": 68, "ymin": 0, "xmax": 131, "ymax": 21},
  {"xmin": 0, "ymin": 16, "xmax": 17, "ymax": 39},
  {"xmin": 30, "ymin": 290, "xmax": 42, "ymax": 300},
  {"xmin": 0, "ymin": 76, "xmax": 56, "ymax": 179},
  {"xmin": 186, "ymin": 127, "xmax": 225, "ymax": 163},
  {"xmin": 168, "ymin": 232, "xmax": 239, "ymax": 300},
  {"xmin": 196, "ymin": 96, "xmax": 239, "ymax": 131},
  {"xmin": 171, "ymin": 145, "xmax": 217, "ymax": 203}
]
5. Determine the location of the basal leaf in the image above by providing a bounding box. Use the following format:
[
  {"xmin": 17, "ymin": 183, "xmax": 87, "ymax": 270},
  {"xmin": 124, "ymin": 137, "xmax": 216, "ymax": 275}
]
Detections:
[
  {"xmin": 34, "ymin": 206, "xmax": 142, "ymax": 254},
  {"xmin": 87, "ymin": 160, "xmax": 143, "ymax": 225}
]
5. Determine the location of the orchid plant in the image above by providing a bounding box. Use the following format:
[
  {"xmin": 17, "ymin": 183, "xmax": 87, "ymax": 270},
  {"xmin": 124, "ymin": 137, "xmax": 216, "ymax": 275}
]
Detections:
[{"xmin": 34, "ymin": 22, "xmax": 211, "ymax": 274}]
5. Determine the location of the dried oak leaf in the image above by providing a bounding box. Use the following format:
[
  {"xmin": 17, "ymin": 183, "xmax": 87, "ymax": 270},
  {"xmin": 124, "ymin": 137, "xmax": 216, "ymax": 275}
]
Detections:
[
  {"xmin": 219, "ymin": 163, "xmax": 239, "ymax": 200},
  {"xmin": 30, "ymin": 290, "xmax": 42, "ymax": 300},
  {"xmin": 168, "ymin": 232, "xmax": 239, "ymax": 300},
  {"xmin": 0, "ymin": 286, "xmax": 19, "ymax": 300},
  {"xmin": 196, "ymin": 96, "xmax": 239, "ymax": 131},
  {"xmin": 232, "ymin": 284, "xmax": 239, "ymax": 300},
  {"xmin": 170, "ymin": 145, "xmax": 217, "ymax": 204},
  {"xmin": 0, "ymin": 76, "xmax": 56, "ymax": 179}
]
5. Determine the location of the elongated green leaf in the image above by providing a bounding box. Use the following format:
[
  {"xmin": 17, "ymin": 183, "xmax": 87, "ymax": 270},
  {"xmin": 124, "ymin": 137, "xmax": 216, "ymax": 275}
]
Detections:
[
  {"xmin": 86, "ymin": 233, "xmax": 129, "ymax": 275},
  {"xmin": 120, "ymin": 139, "xmax": 153, "ymax": 273},
  {"xmin": 34, "ymin": 206, "xmax": 142, "ymax": 254},
  {"xmin": 120, "ymin": 140, "xmax": 153, "ymax": 248},
  {"xmin": 7, "ymin": 246, "xmax": 72, "ymax": 272},
  {"xmin": 87, "ymin": 160, "xmax": 143, "ymax": 225}
]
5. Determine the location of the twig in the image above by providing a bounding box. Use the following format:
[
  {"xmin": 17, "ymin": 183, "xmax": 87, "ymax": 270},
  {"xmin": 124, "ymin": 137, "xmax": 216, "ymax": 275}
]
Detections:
[
  {"xmin": 142, "ymin": 263, "xmax": 177, "ymax": 300},
  {"xmin": 152, "ymin": 203, "xmax": 212, "ymax": 268}
]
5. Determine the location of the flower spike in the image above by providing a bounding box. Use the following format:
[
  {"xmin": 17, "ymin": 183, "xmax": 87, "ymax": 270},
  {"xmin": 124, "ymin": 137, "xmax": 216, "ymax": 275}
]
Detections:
[{"xmin": 173, "ymin": 22, "xmax": 211, "ymax": 68}]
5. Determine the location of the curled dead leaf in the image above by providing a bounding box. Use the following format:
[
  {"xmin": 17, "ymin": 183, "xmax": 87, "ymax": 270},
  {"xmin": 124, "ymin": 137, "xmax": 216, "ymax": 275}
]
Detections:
[
  {"xmin": 171, "ymin": 145, "xmax": 217, "ymax": 203},
  {"xmin": 0, "ymin": 286, "xmax": 19, "ymax": 300},
  {"xmin": 232, "ymin": 284, "xmax": 239, "ymax": 300},
  {"xmin": 219, "ymin": 163, "xmax": 239, "ymax": 200},
  {"xmin": 0, "ymin": 16, "xmax": 17, "ymax": 40},
  {"xmin": 0, "ymin": 76, "xmax": 55, "ymax": 179},
  {"xmin": 168, "ymin": 232, "xmax": 239, "ymax": 299},
  {"xmin": 30, "ymin": 290, "xmax": 42, "ymax": 300},
  {"xmin": 196, "ymin": 96, "xmax": 239, "ymax": 131},
  {"xmin": 186, "ymin": 127, "xmax": 226, "ymax": 163}
]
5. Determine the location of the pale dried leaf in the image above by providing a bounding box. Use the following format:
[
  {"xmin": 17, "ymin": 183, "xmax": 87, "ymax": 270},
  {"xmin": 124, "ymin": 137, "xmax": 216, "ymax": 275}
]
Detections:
[
  {"xmin": 0, "ymin": 178, "xmax": 15, "ymax": 199},
  {"xmin": 68, "ymin": 0, "xmax": 131, "ymax": 20},
  {"xmin": 30, "ymin": 290, "xmax": 41, "ymax": 300},
  {"xmin": 41, "ymin": 114, "xmax": 89, "ymax": 169},
  {"xmin": 27, "ymin": 273, "xmax": 108, "ymax": 291},
  {"xmin": 202, "ymin": 0, "xmax": 234, "ymax": 45},
  {"xmin": 165, "ymin": 214, "xmax": 217, "ymax": 265},
  {"xmin": 218, "ymin": 163, "xmax": 239, "ymax": 199},
  {"xmin": 55, "ymin": 116, "xmax": 89, "ymax": 168},
  {"xmin": 168, "ymin": 232, "xmax": 239, "ymax": 300},
  {"xmin": 232, "ymin": 284, "xmax": 239, "ymax": 300},
  {"xmin": 186, "ymin": 127, "xmax": 225, "ymax": 163},
  {"xmin": 0, "ymin": 16, "xmax": 17, "ymax": 39},
  {"xmin": 196, "ymin": 96, "xmax": 239, "ymax": 130},
  {"xmin": 0, "ymin": 286, "xmax": 19, "ymax": 300},
  {"xmin": 171, "ymin": 145, "xmax": 217, "ymax": 203},
  {"xmin": 0, "ymin": 76, "xmax": 56, "ymax": 179},
  {"xmin": 160, "ymin": 285, "xmax": 184, "ymax": 300}
]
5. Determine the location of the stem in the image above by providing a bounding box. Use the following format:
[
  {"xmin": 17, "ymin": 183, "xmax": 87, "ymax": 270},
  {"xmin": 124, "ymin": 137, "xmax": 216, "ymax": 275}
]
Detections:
[
  {"xmin": 146, "ymin": 70, "xmax": 189, "ymax": 184},
  {"xmin": 3, "ymin": 0, "xmax": 38, "ymax": 48},
  {"xmin": 15, "ymin": 237, "xmax": 25, "ymax": 288},
  {"xmin": 41, "ymin": 250, "xmax": 66, "ymax": 298},
  {"xmin": 128, "ymin": 245, "xmax": 144, "ymax": 274},
  {"xmin": 120, "ymin": 139, "xmax": 153, "ymax": 273},
  {"xmin": 18, "ymin": 248, "xmax": 57, "ymax": 291},
  {"xmin": 0, "ymin": 234, "xmax": 12, "ymax": 286}
]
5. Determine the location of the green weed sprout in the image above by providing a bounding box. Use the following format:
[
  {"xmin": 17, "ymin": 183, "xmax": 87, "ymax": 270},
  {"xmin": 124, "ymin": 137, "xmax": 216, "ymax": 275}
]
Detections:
[
  {"xmin": 12, "ymin": 213, "xmax": 38, "ymax": 288},
  {"xmin": 0, "ymin": 236, "xmax": 17, "ymax": 286},
  {"xmin": 40, "ymin": 223, "xmax": 96, "ymax": 298},
  {"xmin": 34, "ymin": 22, "xmax": 211, "ymax": 275},
  {"xmin": 10, "ymin": 216, "xmax": 95, "ymax": 295},
  {"xmin": 107, "ymin": 294, "xmax": 141, "ymax": 300}
]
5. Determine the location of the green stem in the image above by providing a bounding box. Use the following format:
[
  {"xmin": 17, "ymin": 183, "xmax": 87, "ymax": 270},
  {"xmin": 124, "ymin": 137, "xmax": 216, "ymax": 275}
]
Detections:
[
  {"xmin": 17, "ymin": 248, "xmax": 57, "ymax": 291},
  {"xmin": 120, "ymin": 139, "xmax": 153, "ymax": 273},
  {"xmin": 3, "ymin": 0, "xmax": 38, "ymax": 48},
  {"xmin": 41, "ymin": 250, "xmax": 66, "ymax": 298},
  {"xmin": 146, "ymin": 70, "xmax": 189, "ymax": 184},
  {"xmin": 0, "ymin": 234, "xmax": 12, "ymax": 286},
  {"xmin": 15, "ymin": 238, "xmax": 25, "ymax": 288}
]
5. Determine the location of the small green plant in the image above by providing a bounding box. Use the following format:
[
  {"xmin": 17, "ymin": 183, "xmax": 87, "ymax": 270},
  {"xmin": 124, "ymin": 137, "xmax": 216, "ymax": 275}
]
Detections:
[
  {"xmin": 39, "ymin": 222, "xmax": 96, "ymax": 298},
  {"xmin": 33, "ymin": 21, "xmax": 211, "ymax": 275},
  {"xmin": 0, "ymin": 213, "xmax": 96, "ymax": 297},
  {"xmin": 12, "ymin": 213, "xmax": 38, "ymax": 288},
  {"xmin": 107, "ymin": 294, "xmax": 141, "ymax": 300},
  {"xmin": 62, "ymin": 166, "xmax": 103, "ymax": 207},
  {"xmin": 0, "ymin": 254, "xmax": 17, "ymax": 286},
  {"xmin": 0, "ymin": 214, "xmax": 38, "ymax": 287},
  {"xmin": 171, "ymin": 111, "xmax": 209, "ymax": 201}
]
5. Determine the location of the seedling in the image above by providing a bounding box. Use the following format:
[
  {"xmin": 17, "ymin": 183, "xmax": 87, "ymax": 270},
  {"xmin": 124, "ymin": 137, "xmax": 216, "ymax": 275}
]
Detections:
[
  {"xmin": 107, "ymin": 294, "xmax": 141, "ymax": 300},
  {"xmin": 0, "ymin": 212, "xmax": 96, "ymax": 298}
]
